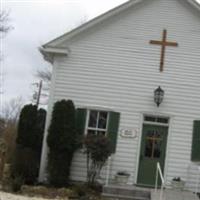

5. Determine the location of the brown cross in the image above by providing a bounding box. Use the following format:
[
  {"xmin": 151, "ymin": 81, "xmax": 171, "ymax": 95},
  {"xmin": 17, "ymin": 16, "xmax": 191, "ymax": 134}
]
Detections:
[
  {"xmin": 150, "ymin": 29, "xmax": 178, "ymax": 72},
  {"xmin": 146, "ymin": 131, "xmax": 162, "ymax": 159}
]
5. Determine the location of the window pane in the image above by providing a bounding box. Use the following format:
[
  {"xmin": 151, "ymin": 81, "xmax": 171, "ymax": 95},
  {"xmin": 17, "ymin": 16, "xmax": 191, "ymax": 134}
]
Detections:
[
  {"xmin": 98, "ymin": 111, "xmax": 108, "ymax": 129},
  {"xmin": 145, "ymin": 139, "xmax": 153, "ymax": 158},
  {"xmin": 87, "ymin": 129, "xmax": 96, "ymax": 136},
  {"xmin": 146, "ymin": 130, "xmax": 154, "ymax": 138},
  {"xmin": 144, "ymin": 116, "xmax": 156, "ymax": 122},
  {"xmin": 154, "ymin": 130, "xmax": 161, "ymax": 139},
  {"xmin": 157, "ymin": 117, "xmax": 168, "ymax": 124},
  {"xmin": 154, "ymin": 140, "xmax": 162, "ymax": 158},
  {"xmin": 97, "ymin": 131, "xmax": 106, "ymax": 136},
  {"xmin": 88, "ymin": 110, "xmax": 98, "ymax": 128}
]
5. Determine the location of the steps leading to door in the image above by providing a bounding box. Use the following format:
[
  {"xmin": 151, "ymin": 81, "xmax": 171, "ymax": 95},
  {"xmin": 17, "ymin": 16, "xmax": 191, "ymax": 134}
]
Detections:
[{"xmin": 102, "ymin": 185, "xmax": 151, "ymax": 200}]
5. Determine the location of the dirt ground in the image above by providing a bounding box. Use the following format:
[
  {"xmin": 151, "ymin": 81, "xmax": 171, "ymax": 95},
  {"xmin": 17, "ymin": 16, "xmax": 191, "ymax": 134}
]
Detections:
[{"xmin": 0, "ymin": 191, "xmax": 67, "ymax": 200}]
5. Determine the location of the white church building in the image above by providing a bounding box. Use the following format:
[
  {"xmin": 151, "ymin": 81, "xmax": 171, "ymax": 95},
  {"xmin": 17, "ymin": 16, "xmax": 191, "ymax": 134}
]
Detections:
[{"xmin": 39, "ymin": 0, "xmax": 200, "ymax": 192}]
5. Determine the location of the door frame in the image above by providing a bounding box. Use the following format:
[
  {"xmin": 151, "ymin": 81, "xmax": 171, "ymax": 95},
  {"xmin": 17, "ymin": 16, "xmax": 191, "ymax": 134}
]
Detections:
[{"xmin": 135, "ymin": 112, "xmax": 173, "ymax": 186}]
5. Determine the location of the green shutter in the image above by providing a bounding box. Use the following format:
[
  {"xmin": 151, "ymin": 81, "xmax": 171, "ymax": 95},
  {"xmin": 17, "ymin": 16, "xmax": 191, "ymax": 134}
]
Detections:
[
  {"xmin": 76, "ymin": 108, "xmax": 87, "ymax": 136},
  {"xmin": 191, "ymin": 120, "xmax": 200, "ymax": 161},
  {"xmin": 107, "ymin": 112, "xmax": 120, "ymax": 153}
]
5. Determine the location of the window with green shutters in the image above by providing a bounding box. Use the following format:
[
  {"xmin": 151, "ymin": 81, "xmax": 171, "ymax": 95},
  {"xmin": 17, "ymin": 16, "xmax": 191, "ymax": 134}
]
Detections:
[
  {"xmin": 191, "ymin": 120, "xmax": 200, "ymax": 162},
  {"xmin": 86, "ymin": 110, "xmax": 109, "ymax": 136},
  {"xmin": 75, "ymin": 108, "xmax": 120, "ymax": 153}
]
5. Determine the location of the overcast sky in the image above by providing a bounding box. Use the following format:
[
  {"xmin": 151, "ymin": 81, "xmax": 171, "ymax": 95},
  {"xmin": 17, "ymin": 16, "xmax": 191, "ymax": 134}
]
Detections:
[
  {"xmin": 1, "ymin": 0, "xmax": 128, "ymax": 109},
  {"xmin": 1, "ymin": 0, "xmax": 200, "ymax": 108}
]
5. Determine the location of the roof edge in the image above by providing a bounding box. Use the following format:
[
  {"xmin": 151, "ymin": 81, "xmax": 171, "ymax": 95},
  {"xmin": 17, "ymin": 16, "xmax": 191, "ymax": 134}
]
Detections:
[
  {"xmin": 187, "ymin": 0, "xmax": 200, "ymax": 11},
  {"xmin": 43, "ymin": 0, "xmax": 142, "ymax": 47},
  {"xmin": 42, "ymin": 0, "xmax": 200, "ymax": 48}
]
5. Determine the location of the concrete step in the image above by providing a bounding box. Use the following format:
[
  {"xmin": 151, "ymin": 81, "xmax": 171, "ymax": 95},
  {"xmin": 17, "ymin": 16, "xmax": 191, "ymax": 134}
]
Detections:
[
  {"xmin": 102, "ymin": 185, "xmax": 150, "ymax": 200},
  {"xmin": 102, "ymin": 193, "xmax": 150, "ymax": 200}
]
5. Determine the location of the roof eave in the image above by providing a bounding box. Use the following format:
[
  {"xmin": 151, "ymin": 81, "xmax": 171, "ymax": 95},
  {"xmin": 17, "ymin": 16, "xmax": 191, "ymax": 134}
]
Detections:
[
  {"xmin": 187, "ymin": 0, "xmax": 200, "ymax": 11},
  {"xmin": 39, "ymin": 47, "xmax": 69, "ymax": 64}
]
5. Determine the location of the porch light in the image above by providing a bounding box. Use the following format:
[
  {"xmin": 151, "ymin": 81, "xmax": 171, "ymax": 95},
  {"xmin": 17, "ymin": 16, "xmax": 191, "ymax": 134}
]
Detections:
[{"xmin": 154, "ymin": 86, "xmax": 164, "ymax": 107}]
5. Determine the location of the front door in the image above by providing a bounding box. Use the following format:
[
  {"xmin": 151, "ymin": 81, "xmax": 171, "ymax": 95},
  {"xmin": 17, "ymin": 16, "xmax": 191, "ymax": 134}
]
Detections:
[{"xmin": 137, "ymin": 124, "xmax": 168, "ymax": 187}]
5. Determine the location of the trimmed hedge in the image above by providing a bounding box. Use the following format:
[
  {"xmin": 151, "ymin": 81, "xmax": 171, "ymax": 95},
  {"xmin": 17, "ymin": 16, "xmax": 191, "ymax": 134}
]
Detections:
[
  {"xmin": 47, "ymin": 99, "xmax": 78, "ymax": 187},
  {"xmin": 12, "ymin": 104, "xmax": 46, "ymax": 186}
]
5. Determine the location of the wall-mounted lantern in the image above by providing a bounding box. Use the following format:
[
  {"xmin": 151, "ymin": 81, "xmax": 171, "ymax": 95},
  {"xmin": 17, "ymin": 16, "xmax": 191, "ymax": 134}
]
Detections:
[{"xmin": 154, "ymin": 86, "xmax": 164, "ymax": 107}]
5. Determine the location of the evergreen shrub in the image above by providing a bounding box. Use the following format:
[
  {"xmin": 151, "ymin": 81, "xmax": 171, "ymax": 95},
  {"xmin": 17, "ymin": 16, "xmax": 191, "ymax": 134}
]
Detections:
[
  {"xmin": 11, "ymin": 104, "xmax": 46, "ymax": 187},
  {"xmin": 47, "ymin": 99, "xmax": 78, "ymax": 187}
]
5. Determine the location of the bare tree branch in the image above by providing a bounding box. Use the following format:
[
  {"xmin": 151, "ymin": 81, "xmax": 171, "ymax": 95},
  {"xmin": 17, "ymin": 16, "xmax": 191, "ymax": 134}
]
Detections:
[
  {"xmin": 36, "ymin": 68, "xmax": 52, "ymax": 83},
  {"xmin": 34, "ymin": 16, "xmax": 88, "ymax": 105},
  {"xmin": 36, "ymin": 15, "xmax": 88, "ymax": 85},
  {"xmin": 0, "ymin": 10, "xmax": 13, "ymax": 35},
  {"xmin": 0, "ymin": 10, "xmax": 13, "ymax": 99},
  {"xmin": 1, "ymin": 97, "xmax": 24, "ymax": 125}
]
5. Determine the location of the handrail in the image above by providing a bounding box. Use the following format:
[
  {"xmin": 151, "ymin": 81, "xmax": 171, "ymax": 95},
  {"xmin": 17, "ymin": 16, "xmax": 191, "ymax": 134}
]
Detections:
[
  {"xmin": 155, "ymin": 162, "xmax": 165, "ymax": 200},
  {"xmin": 105, "ymin": 156, "xmax": 112, "ymax": 186},
  {"xmin": 195, "ymin": 166, "xmax": 200, "ymax": 195}
]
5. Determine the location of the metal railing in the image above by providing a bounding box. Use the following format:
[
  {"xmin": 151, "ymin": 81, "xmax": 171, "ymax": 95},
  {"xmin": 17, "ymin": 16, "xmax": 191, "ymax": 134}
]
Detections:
[
  {"xmin": 105, "ymin": 156, "xmax": 112, "ymax": 186},
  {"xmin": 195, "ymin": 166, "xmax": 200, "ymax": 195},
  {"xmin": 155, "ymin": 162, "xmax": 165, "ymax": 200}
]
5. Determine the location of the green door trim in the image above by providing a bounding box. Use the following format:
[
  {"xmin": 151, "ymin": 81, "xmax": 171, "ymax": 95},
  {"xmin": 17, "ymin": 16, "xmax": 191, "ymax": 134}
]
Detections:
[{"xmin": 137, "ymin": 124, "xmax": 168, "ymax": 187}]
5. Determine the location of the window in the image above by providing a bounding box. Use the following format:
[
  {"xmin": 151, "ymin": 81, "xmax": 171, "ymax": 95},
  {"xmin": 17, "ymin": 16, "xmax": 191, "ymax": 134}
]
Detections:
[
  {"xmin": 144, "ymin": 130, "xmax": 163, "ymax": 159},
  {"xmin": 86, "ymin": 110, "xmax": 109, "ymax": 136},
  {"xmin": 76, "ymin": 108, "xmax": 120, "ymax": 153},
  {"xmin": 144, "ymin": 115, "xmax": 169, "ymax": 124}
]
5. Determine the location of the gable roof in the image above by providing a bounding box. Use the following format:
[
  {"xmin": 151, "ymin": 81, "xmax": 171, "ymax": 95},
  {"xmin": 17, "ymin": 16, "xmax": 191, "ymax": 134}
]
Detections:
[{"xmin": 40, "ymin": 0, "xmax": 200, "ymax": 63}]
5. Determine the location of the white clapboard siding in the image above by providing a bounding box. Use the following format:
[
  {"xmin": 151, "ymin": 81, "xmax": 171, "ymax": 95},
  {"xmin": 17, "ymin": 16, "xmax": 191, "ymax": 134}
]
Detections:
[{"xmin": 41, "ymin": 0, "xmax": 200, "ymax": 192}]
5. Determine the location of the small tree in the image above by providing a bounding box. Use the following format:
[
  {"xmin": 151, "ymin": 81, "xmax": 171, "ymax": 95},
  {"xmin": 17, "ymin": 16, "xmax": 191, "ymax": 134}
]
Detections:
[
  {"xmin": 12, "ymin": 105, "xmax": 46, "ymax": 185},
  {"xmin": 34, "ymin": 108, "xmax": 46, "ymax": 155},
  {"xmin": 47, "ymin": 99, "xmax": 78, "ymax": 187},
  {"xmin": 84, "ymin": 134, "xmax": 112, "ymax": 186},
  {"xmin": 12, "ymin": 104, "xmax": 37, "ymax": 184},
  {"xmin": 0, "ymin": 138, "xmax": 7, "ymax": 180},
  {"xmin": 16, "ymin": 104, "xmax": 37, "ymax": 148}
]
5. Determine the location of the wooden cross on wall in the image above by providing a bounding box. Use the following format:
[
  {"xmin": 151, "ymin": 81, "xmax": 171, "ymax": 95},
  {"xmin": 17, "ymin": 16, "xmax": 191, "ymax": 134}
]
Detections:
[{"xmin": 150, "ymin": 29, "xmax": 178, "ymax": 72}]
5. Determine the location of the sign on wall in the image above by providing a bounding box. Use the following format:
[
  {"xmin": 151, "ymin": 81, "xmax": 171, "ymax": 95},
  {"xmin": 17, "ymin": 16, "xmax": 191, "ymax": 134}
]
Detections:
[{"xmin": 120, "ymin": 128, "xmax": 138, "ymax": 138}]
